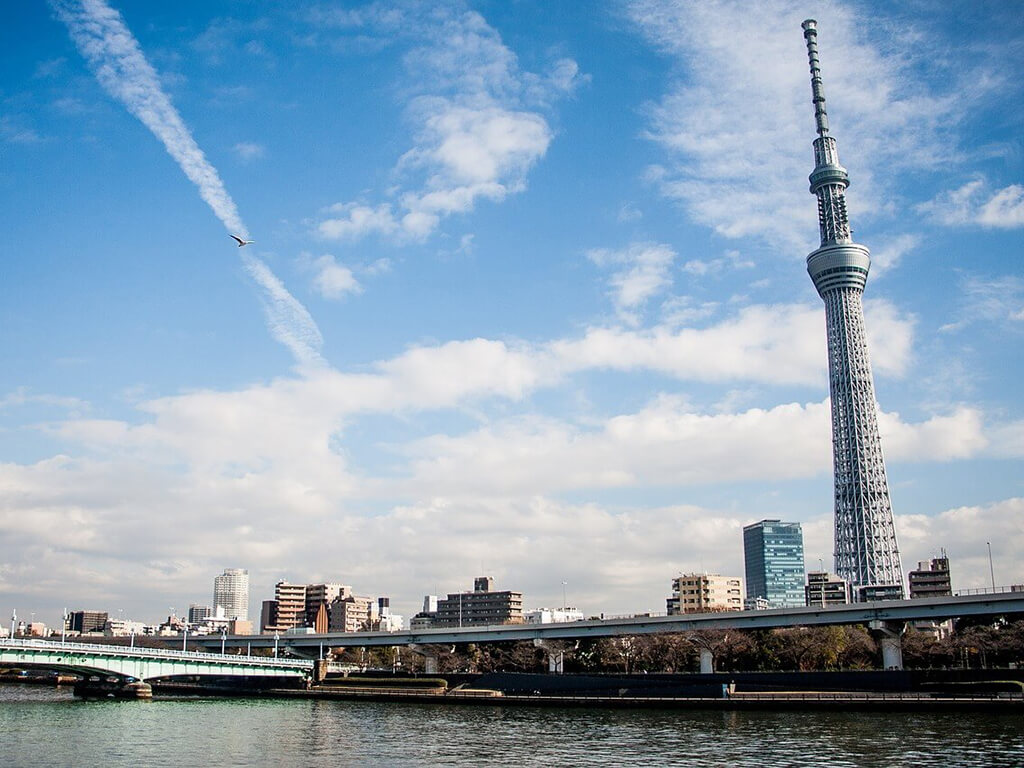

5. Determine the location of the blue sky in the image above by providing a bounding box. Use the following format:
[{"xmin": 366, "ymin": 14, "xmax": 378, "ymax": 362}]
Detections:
[{"xmin": 2, "ymin": 0, "xmax": 1023, "ymax": 628}]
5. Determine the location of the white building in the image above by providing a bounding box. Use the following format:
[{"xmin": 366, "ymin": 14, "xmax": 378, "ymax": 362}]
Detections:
[
  {"xmin": 214, "ymin": 568, "xmax": 249, "ymax": 621},
  {"xmin": 378, "ymin": 613, "xmax": 405, "ymax": 632},
  {"xmin": 524, "ymin": 607, "xmax": 584, "ymax": 624},
  {"xmin": 104, "ymin": 619, "xmax": 148, "ymax": 637}
]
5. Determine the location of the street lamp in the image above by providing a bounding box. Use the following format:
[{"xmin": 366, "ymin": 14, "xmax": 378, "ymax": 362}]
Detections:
[
  {"xmin": 220, "ymin": 627, "xmax": 227, "ymax": 655},
  {"xmin": 987, "ymin": 542, "xmax": 996, "ymax": 591},
  {"xmin": 274, "ymin": 632, "xmax": 280, "ymax": 658}
]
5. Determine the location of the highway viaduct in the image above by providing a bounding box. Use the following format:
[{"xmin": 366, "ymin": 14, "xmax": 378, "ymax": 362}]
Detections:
[{"xmin": 195, "ymin": 590, "xmax": 1024, "ymax": 673}]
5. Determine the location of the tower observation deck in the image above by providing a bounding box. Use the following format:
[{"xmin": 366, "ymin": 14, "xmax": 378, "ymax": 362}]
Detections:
[{"xmin": 801, "ymin": 20, "xmax": 903, "ymax": 600}]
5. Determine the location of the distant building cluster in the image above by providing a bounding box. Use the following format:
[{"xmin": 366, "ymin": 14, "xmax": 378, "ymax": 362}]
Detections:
[
  {"xmin": 258, "ymin": 582, "xmax": 402, "ymax": 635},
  {"xmin": 409, "ymin": 577, "xmax": 529, "ymax": 629},
  {"xmin": 8, "ymin": 566, "xmax": 591, "ymax": 641},
  {"xmin": 5, "ymin": 547, "xmax": 996, "ymax": 642},
  {"xmin": 664, "ymin": 521, "xmax": 964, "ymax": 619}
]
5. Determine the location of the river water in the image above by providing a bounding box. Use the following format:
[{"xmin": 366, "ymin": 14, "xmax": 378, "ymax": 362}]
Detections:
[{"xmin": 2, "ymin": 684, "xmax": 1022, "ymax": 767}]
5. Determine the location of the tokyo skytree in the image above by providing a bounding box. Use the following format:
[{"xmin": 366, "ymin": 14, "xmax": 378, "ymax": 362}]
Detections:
[{"xmin": 801, "ymin": 20, "xmax": 904, "ymax": 600}]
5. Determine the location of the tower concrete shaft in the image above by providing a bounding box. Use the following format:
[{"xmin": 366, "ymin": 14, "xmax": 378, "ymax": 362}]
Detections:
[{"xmin": 801, "ymin": 20, "xmax": 903, "ymax": 599}]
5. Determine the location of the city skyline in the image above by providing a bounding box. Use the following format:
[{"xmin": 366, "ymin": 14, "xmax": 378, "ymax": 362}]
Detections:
[{"xmin": 2, "ymin": 1, "xmax": 1023, "ymax": 627}]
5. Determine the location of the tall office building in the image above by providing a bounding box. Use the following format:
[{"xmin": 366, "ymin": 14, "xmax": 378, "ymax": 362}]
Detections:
[
  {"xmin": 213, "ymin": 568, "xmax": 250, "ymax": 621},
  {"xmin": 743, "ymin": 520, "xmax": 806, "ymax": 608},
  {"xmin": 66, "ymin": 610, "xmax": 108, "ymax": 634},
  {"xmin": 801, "ymin": 20, "xmax": 903, "ymax": 600},
  {"xmin": 268, "ymin": 581, "xmax": 307, "ymax": 632}
]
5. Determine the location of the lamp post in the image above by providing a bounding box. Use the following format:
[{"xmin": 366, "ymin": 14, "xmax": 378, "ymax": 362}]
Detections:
[
  {"xmin": 10, "ymin": 609, "xmax": 16, "ymax": 639},
  {"xmin": 61, "ymin": 608, "xmax": 68, "ymax": 644},
  {"xmin": 987, "ymin": 542, "xmax": 996, "ymax": 591},
  {"xmin": 220, "ymin": 627, "xmax": 227, "ymax": 655},
  {"xmin": 274, "ymin": 632, "xmax": 280, "ymax": 658}
]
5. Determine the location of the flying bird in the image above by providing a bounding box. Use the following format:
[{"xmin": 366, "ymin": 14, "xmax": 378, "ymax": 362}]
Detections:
[{"xmin": 230, "ymin": 235, "xmax": 255, "ymax": 247}]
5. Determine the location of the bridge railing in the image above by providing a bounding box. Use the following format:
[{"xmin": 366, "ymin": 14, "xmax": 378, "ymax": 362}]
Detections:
[
  {"xmin": 0, "ymin": 638, "xmax": 312, "ymax": 669},
  {"xmin": 955, "ymin": 586, "xmax": 1024, "ymax": 596}
]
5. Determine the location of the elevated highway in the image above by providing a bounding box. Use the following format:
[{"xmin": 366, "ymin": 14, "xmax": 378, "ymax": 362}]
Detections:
[
  {"xmin": 199, "ymin": 590, "xmax": 1024, "ymax": 671},
  {"xmin": 204, "ymin": 590, "xmax": 1024, "ymax": 651}
]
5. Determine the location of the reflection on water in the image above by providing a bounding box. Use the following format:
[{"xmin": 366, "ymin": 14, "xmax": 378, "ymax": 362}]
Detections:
[{"xmin": 1, "ymin": 684, "xmax": 1022, "ymax": 767}]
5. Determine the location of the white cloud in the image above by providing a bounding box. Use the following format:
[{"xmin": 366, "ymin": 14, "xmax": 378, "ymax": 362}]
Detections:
[
  {"xmin": 233, "ymin": 141, "xmax": 265, "ymax": 162},
  {"xmin": 588, "ymin": 243, "xmax": 676, "ymax": 325},
  {"xmin": 318, "ymin": 202, "xmax": 400, "ymax": 240},
  {"xmin": 919, "ymin": 179, "xmax": 1024, "ymax": 229},
  {"xmin": 52, "ymin": 0, "xmax": 248, "ymax": 237},
  {"xmin": 306, "ymin": 254, "xmax": 362, "ymax": 300},
  {"xmin": 896, "ymin": 498, "xmax": 1024, "ymax": 591},
  {"xmin": 4, "ymin": 371, "xmax": 1009, "ymax": 623},
  {"xmin": 659, "ymin": 296, "xmax": 719, "ymax": 327},
  {"xmin": 626, "ymin": 0, "xmax": 968, "ymax": 253},
  {"xmin": 242, "ymin": 254, "xmax": 324, "ymax": 367},
  {"xmin": 397, "ymin": 397, "xmax": 988, "ymax": 499},
  {"xmin": 54, "ymin": 0, "xmax": 322, "ymax": 368},
  {"xmin": 681, "ymin": 249, "xmax": 756, "ymax": 277},
  {"xmin": 877, "ymin": 407, "xmax": 988, "ymax": 462},
  {"xmin": 550, "ymin": 299, "xmax": 912, "ymax": 385},
  {"xmin": 618, "ymin": 203, "xmax": 643, "ymax": 223},
  {"xmin": 316, "ymin": 6, "xmax": 581, "ymax": 243},
  {"xmin": 868, "ymin": 233, "xmax": 919, "ymax": 277},
  {"xmin": 0, "ymin": 116, "xmax": 44, "ymax": 144},
  {"xmin": 939, "ymin": 274, "xmax": 1024, "ymax": 332}
]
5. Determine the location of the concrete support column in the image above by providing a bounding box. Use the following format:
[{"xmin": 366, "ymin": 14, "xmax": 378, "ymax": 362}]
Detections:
[
  {"xmin": 312, "ymin": 659, "xmax": 328, "ymax": 683},
  {"xmin": 699, "ymin": 648, "xmax": 715, "ymax": 674},
  {"xmin": 869, "ymin": 620, "xmax": 905, "ymax": 670},
  {"xmin": 533, "ymin": 639, "xmax": 564, "ymax": 673},
  {"xmin": 407, "ymin": 644, "xmax": 439, "ymax": 674}
]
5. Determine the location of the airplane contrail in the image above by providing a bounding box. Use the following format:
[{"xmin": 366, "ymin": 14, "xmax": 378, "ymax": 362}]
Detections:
[{"xmin": 52, "ymin": 0, "xmax": 323, "ymax": 366}]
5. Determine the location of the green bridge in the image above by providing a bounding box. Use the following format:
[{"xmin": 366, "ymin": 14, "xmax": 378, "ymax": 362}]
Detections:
[{"xmin": 0, "ymin": 639, "xmax": 314, "ymax": 698}]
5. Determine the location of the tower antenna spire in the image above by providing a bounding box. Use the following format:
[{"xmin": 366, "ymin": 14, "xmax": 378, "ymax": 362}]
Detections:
[{"xmin": 802, "ymin": 19, "xmax": 830, "ymax": 137}]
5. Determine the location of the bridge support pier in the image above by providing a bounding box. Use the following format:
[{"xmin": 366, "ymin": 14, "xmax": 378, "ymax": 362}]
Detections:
[
  {"xmin": 73, "ymin": 678, "xmax": 152, "ymax": 700},
  {"xmin": 407, "ymin": 644, "xmax": 440, "ymax": 675},
  {"xmin": 699, "ymin": 648, "xmax": 715, "ymax": 674},
  {"xmin": 869, "ymin": 620, "xmax": 905, "ymax": 670},
  {"xmin": 312, "ymin": 659, "xmax": 328, "ymax": 684},
  {"xmin": 533, "ymin": 639, "xmax": 564, "ymax": 673}
]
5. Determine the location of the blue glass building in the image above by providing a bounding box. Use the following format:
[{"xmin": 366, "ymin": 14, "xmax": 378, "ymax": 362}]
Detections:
[{"xmin": 743, "ymin": 520, "xmax": 806, "ymax": 608}]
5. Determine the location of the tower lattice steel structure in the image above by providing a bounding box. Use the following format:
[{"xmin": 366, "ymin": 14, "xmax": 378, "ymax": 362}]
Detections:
[{"xmin": 801, "ymin": 20, "xmax": 903, "ymax": 600}]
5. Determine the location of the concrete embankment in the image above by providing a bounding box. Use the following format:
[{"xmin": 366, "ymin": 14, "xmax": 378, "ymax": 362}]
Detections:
[
  {"xmin": 153, "ymin": 669, "xmax": 1024, "ymax": 711},
  {"xmin": 260, "ymin": 687, "xmax": 1024, "ymax": 711}
]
